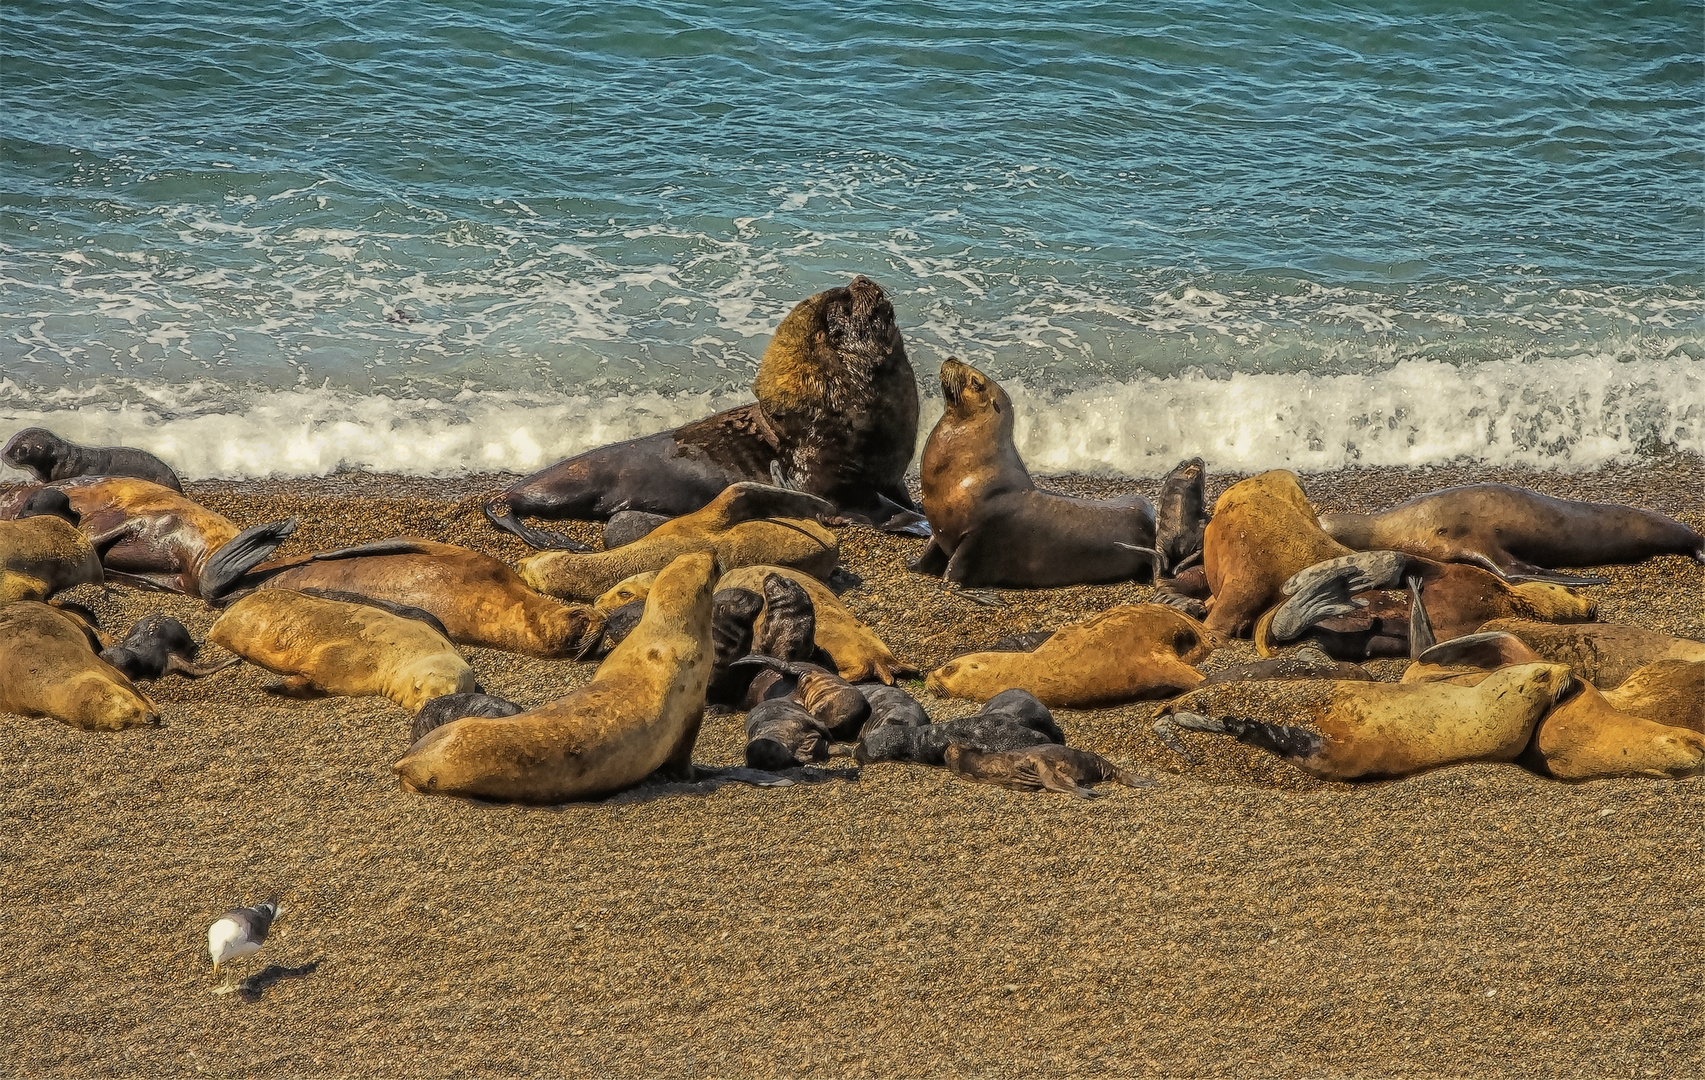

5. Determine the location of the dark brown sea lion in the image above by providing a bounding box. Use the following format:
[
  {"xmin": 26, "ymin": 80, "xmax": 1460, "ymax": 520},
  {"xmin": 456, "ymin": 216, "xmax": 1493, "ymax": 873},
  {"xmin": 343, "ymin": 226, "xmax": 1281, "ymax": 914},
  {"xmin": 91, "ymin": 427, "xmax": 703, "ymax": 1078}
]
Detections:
[
  {"xmin": 1320, "ymin": 484, "xmax": 1704, "ymax": 578},
  {"xmin": 0, "ymin": 477, "xmax": 297, "ymax": 601},
  {"xmin": 3, "ymin": 427, "xmax": 183, "ymax": 491},
  {"xmin": 854, "ymin": 713, "xmax": 1059, "ymax": 767},
  {"xmin": 0, "ymin": 601, "xmax": 160, "ymax": 730},
  {"xmin": 745, "ymin": 699, "xmax": 832, "ymax": 770},
  {"xmin": 1153, "ymin": 457, "xmax": 1210, "ymax": 578},
  {"xmin": 944, "ymin": 743, "xmax": 1152, "ymax": 799},
  {"xmin": 854, "ymin": 682, "xmax": 930, "ymax": 736},
  {"xmin": 482, "ymin": 276, "xmax": 925, "ymax": 548},
  {"xmin": 98, "ymin": 615, "xmax": 237, "ymax": 681},
  {"xmin": 751, "ymin": 572, "xmax": 817, "ymax": 662},
  {"xmin": 733, "ymin": 655, "xmax": 871, "ymax": 739},
  {"xmin": 911, "ymin": 359, "xmax": 1157, "ymax": 588},
  {"xmin": 411, "ymin": 693, "xmax": 524, "ymax": 745}
]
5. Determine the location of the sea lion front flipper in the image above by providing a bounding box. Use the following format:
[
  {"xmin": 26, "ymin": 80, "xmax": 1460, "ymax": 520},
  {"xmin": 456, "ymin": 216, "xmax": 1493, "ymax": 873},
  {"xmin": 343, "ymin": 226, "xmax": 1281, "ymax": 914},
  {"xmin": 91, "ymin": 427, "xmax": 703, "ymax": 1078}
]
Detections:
[
  {"xmin": 1115, "ymin": 541, "xmax": 1164, "ymax": 584},
  {"xmin": 708, "ymin": 482, "xmax": 837, "ymax": 528},
  {"xmin": 908, "ymin": 539, "xmax": 950, "ymax": 577},
  {"xmin": 1415, "ymin": 632, "xmax": 1540, "ymax": 671},
  {"xmin": 1168, "ymin": 711, "xmax": 1325, "ymax": 760},
  {"xmin": 481, "ymin": 498, "xmax": 595, "ymax": 552},
  {"xmin": 305, "ymin": 539, "xmax": 438, "ymax": 562},
  {"xmin": 163, "ymin": 652, "xmax": 242, "ymax": 679},
  {"xmin": 199, "ymin": 518, "xmax": 301, "ymax": 602},
  {"xmin": 1498, "ymin": 567, "xmax": 1610, "ymax": 587},
  {"xmin": 295, "ymin": 588, "xmax": 453, "ymax": 642},
  {"xmin": 1407, "ymin": 575, "xmax": 1435, "ymax": 661},
  {"xmin": 869, "ymin": 493, "xmax": 931, "ymax": 538}
]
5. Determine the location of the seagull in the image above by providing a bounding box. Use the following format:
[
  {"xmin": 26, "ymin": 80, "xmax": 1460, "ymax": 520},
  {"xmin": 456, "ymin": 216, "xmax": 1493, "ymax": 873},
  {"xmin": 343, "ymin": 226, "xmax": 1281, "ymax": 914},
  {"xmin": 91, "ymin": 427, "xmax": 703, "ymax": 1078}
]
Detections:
[{"xmin": 208, "ymin": 898, "xmax": 283, "ymax": 983}]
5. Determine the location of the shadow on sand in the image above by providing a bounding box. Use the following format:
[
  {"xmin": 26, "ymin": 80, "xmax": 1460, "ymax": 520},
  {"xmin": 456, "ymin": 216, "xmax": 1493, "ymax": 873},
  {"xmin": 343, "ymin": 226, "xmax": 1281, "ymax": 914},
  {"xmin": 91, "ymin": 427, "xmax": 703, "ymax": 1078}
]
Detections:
[{"xmin": 234, "ymin": 958, "xmax": 323, "ymax": 1002}]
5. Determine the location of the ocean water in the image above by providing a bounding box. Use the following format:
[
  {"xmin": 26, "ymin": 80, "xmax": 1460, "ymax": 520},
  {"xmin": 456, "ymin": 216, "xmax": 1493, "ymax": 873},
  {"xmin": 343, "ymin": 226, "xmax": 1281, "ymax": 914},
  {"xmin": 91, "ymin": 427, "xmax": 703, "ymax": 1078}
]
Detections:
[{"xmin": 2, "ymin": 0, "xmax": 1701, "ymax": 479}]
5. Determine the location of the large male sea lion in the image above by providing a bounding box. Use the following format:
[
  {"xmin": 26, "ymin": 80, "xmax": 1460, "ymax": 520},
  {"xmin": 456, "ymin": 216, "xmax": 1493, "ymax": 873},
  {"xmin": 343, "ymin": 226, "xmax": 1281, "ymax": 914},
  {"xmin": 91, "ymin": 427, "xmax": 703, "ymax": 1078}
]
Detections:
[
  {"xmin": 1319, "ymin": 484, "xmax": 1703, "ymax": 577},
  {"xmin": 910, "ymin": 359, "xmax": 1157, "ymax": 588},
  {"xmin": 0, "ymin": 601, "xmax": 159, "ymax": 730},
  {"xmin": 927, "ymin": 604, "xmax": 1215, "ymax": 708},
  {"xmin": 2, "ymin": 427, "xmax": 183, "ymax": 491},
  {"xmin": 482, "ymin": 276, "xmax": 925, "ymax": 548},
  {"xmin": 208, "ymin": 590, "xmax": 476, "ymax": 712},
  {"xmin": 392, "ymin": 551, "xmax": 718, "ymax": 803},
  {"xmin": 1202, "ymin": 471, "xmax": 1352, "ymax": 637}
]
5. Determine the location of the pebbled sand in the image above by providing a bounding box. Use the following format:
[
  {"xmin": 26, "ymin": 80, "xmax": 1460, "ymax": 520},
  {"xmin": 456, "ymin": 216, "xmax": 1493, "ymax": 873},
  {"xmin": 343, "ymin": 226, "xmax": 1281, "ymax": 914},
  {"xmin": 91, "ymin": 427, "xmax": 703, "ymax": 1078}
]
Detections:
[{"xmin": 2, "ymin": 457, "xmax": 1702, "ymax": 1079}]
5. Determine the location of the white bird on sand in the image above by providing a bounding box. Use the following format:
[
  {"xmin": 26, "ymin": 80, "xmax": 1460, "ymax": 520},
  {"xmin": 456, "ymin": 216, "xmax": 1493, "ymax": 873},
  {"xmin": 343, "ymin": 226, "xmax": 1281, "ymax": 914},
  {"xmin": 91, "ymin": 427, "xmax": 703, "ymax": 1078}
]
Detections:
[{"xmin": 208, "ymin": 898, "xmax": 283, "ymax": 981}]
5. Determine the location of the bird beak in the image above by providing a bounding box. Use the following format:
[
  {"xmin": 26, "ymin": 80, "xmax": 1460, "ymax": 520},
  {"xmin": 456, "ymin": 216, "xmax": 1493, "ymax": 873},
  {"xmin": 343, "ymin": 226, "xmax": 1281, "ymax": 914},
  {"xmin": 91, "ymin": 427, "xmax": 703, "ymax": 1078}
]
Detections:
[{"xmin": 211, "ymin": 961, "xmax": 220, "ymax": 975}]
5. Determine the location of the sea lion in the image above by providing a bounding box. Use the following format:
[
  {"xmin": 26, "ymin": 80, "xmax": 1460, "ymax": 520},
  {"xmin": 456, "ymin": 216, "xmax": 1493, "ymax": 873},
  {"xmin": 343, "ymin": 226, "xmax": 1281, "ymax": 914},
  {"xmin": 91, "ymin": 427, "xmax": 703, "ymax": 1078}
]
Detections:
[
  {"xmin": 1319, "ymin": 484, "xmax": 1704, "ymax": 578},
  {"xmin": 926, "ymin": 604, "xmax": 1215, "ymax": 708},
  {"xmin": 98, "ymin": 615, "xmax": 237, "ymax": 681},
  {"xmin": 1526, "ymin": 682, "xmax": 1705, "ymax": 781},
  {"xmin": 2, "ymin": 427, "xmax": 183, "ymax": 491},
  {"xmin": 854, "ymin": 682, "xmax": 930, "ymax": 736},
  {"xmin": 208, "ymin": 590, "xmax": 476, "ymax": 712},
  {"xmin": 706, "ymin": 587, "xmax": 766, "ymax": 704},
  {"xmin": 976, "ymin": 689, "xmax": 1065, "ymax": 743},
  {"xmin": 1202, "ymin": 471, "xmax": 1353, "ymax": 637},
  {"xmin": 717, "ymin": 564, "xmax": 912, "ymax": 684},
  {"xmin": 0, "ymin": 477, "xmax": 298, "ymax": 601},
  {"xmin": 1202, "ymin": 645, "xmax": 1374, "ymax": 686},
  {"xmin": 392, "ymin": 551, "xmax": 718, "ymax": 803},
  {"xmin": 1153, "ymin": 457, "xmax": 1210, "ymax": 579},
  {"xmin": 751, "ymin": 572, "xmax": 817, "ymax": 662},
  {"xmin": 594, "ymin": 572, "xmax": 658, "ymax": 614},
  {"xmin": 944, "ymin": 744, "xmax": 1151, "ymax": 799},
  {"xmin": 732, "ymin": 655, "xmax": 871, "ymax": 739},
  {"xmin": 0, "ymin": 601, "xmax": 160, "ymax": 730},
  {"xmin": 482, "ymin": 276, "xmax": 925, "ymax": 548},
  {"xmin": 246, "ymin": 539, "xmax": 601, "ymax": 659},
  {"xmin": 0, "ymin": 498, "xmax": 103, "ymax": 603},
  {"xmin": 1155, "ymin": 663, "xmax": 1574, "ymax": 781},
  {"xmin": 910, "ymin": 359, "xmax": 1157, "ymax": 588},
  {"xmin": 1601, "ymin": 660, "xmax": 1704, "ymax": 732},
  {"xmin": 603, "ymin": 511, "xmax": 671, "ymax": 549},
  {"xmin": 1476, "ymin": 619, "xmax": 1705, "ymax": 689},
  {"xmin": 745, "ymin": 699, "xmax": 832, "ymax": 770},
  {"xmin": 854, "ymin": 712, "xmax": 1059, "ymax": 767},
  {"xmin": 411, "ymin": 692, "xmax": 524, "ymax": 745},
  {"xmin": 518, "ymin": 483, "xmax": 838, "ymax": 602}
]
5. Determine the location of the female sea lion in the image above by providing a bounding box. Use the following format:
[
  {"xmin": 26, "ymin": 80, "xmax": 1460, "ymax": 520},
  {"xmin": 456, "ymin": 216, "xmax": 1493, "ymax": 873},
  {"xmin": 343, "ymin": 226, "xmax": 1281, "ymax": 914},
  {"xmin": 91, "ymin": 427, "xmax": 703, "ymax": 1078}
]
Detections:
[
  {"xmin": 911, "ymin": 359, "xmax": 1157, "ymax": 588},
  {"xmin": 0, "ymin": 602, "xmax": 159, "ymax": 730},
  {"xmin": 2, "ymin": 427, "xmax": 183, "ymax": 491},
  {"xmin": 518, "ymin": 483, "xmax": 838, "ymax": 602},
  {"xmin": 0, "ymin": 499, "xmax": 103, "ymax": 603},
  {"xmin": 944, "ymin": 744, "xmax": 1150, "ymax": 799},
  {"xmin": 1155, "ymin": 663, "xmax": 1574, "ymax": 781},
  {"xmin": 482, "ymin": 276, "xmax": 925, "ymax": 548},
  {"xmin": 1319, "ymin": 484, "xmax": 1703, "ymax": 578},
  {"xmin": 1526, "ymin": 682, "xmax": 1705, "ymax": 782},
  {"xmin": 926, "ymin": 604, "xmax": 1215, "ymax": 708},
  {"xmin": 208, "ymin": 590, "xmax": 476, "ymax": 712},
  {"xmin": 1476, "ymin": 620, "xmax": 1705, "ymax": 689},
  {"xmin": 1202, "ymin": 471, "xmax": 1353, "ymax": 637},
  {"xmin": 392, "ymin": 551, "xmax": 719, "ymax": 803},
  {"xmin": 247, "ymin": 539, "xmax": 601, "ymax": 659},
  {"xmin": 716, "ymin": 564, "xmax": 912, "ymax": 684},
  {"xmin": 1, "ymin": 477, "xmax": 297, "ymax": 601}
]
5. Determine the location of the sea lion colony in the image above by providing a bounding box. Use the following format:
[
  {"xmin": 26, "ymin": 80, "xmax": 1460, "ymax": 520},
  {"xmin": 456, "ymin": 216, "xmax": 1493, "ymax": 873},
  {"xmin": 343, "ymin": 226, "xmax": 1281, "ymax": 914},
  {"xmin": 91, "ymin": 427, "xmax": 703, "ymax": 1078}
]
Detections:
[{"xmin": 2, "ymin": 277, "xmax": 1702, "ymax": 798}]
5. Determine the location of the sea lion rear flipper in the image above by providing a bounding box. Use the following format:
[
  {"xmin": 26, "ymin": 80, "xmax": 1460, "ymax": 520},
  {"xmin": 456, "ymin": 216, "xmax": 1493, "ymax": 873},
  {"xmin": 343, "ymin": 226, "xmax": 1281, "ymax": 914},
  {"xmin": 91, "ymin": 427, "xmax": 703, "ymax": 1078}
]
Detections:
[
  {"xmin": 1167, "ymin": 710, "xmax": 1325, "ymax": 760},
  {"xmin": 908, "ymin": 539, "xmax": 950, "ymax": 577},
  {"xmin": 481, "ymin": 498, "xmax": 594, "ymax": 552},
  {"xmin": 198, "ymin": 518, "xmax": 301, "ymax": 602},
  {"xmin": 1115, "ymin": 542, "xmax": 1163, "ymax": 583},
  {"xmin": 1415, "ymin": 632, "xmax": 1540, "ymax": 671},
  {"xmin": 870, "ymin": 494, "xmax": 931, "ymax": 537},
  {"xmin": 1270, "ymin": 551, "xmax": 1412, "ymax": 642},
  {"xmin": 1407, "ymin": 575, "xmax": 1435, "ymax": 660},
  {"xmin": 164, "ymin": 652, "xmax": 242, "ymax": 679}
]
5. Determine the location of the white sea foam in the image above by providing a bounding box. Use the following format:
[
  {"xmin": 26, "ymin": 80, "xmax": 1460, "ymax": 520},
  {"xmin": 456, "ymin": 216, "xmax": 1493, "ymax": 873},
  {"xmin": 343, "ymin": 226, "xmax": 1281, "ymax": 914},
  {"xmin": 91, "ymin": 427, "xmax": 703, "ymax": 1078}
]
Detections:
[{"xmin": 1, "ymin": 356, "xmax": 1697, "ymax": 483}]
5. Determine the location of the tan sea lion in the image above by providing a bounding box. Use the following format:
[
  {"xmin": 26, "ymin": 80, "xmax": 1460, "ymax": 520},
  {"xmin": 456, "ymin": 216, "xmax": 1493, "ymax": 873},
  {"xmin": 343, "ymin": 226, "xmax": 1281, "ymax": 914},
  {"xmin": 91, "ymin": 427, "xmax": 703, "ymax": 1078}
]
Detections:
[
  {"xmin": 1202, "ymin": 471, "xmax": 1352, "ymax": 637},
  {"xmin": 248, "ymin": 539, "xmax": 601, "ymax": 658},
  {"xmin": 926, "ymin": 604, "xmax": 1216, "ymax": 708},
  {"xmin": 0, "ymin": 501, "xmax": 103, "ymax": 603},
  {"xmin": 392, "ymin": 551, "xmax": 718, "ymax": 803},
  {"xmin": 481, "ymin": 275, "xmax": 925, "ymax": 548},
  {"xmin": 1526, "ymin": 682, "xmax": 1705, "ymax": 781},
  {"xmin": 0, "ymin": 601, "xmax": 159, "ymax": 730},
  {"xmin": 910, "ymin": 359, "xmax": 1157, "ymax": 587},
  {"xmin": 519, "ymin": 483, "xmax": 838, "ymax": 602},
  {"xmin": 208, "ymin": 590, "xmax": 476, "ymax": 712},
  {"xmin": 1476, "ymin": 619, "xmax": 1705, "ymax": 689},
  {"xmin": 1320, "ymin": 484, "xmax": 1703, "ymax": 578},
  {"xmin": 716, "ymin": 564, "xmax": 913, "ymax": 684},
  {"xmin": 1602, "ymin": 660, "xmax": 1704, "ymax": 732},
  {"xmin": 1155, "ymin": 663, "xmax": 1574, "ymax": 781}
]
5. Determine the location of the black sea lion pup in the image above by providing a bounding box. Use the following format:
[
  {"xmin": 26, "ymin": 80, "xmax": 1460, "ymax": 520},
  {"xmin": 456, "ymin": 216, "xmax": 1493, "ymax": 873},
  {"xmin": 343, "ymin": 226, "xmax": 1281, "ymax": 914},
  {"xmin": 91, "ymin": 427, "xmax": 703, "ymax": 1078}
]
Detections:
[
  {"xmin": 411, "ymin": 693, "xmax": 524, "ymax": 745},
  {"xmin": 1153, "ymin": 457, "xmax": 1210, "ymax": 578},
  {"xmin": 745, "ymin": 699, "xmax": 832, "ymax": 770},
  {"xmin": 855, "ymin": 683, "xmax": 929, "ymax": 736},
  {"xmin": 912, "ymin": 358, "xmax": 1157, "ymax": 588},
  {"xmin": 854, "ymin": 714, "xmax": 1056, "ymax": 767},
  {"xmin": 944, "ymin": 744, "xmax": 1153, "ymax": 799},
  {"xmin": 976, "ymin": 689, "xmax": 1064, "ymax": 744},
  {"xmin": 3, "ymin": 427, "xmax": 183, "ymax": 491},
  {"xmin": 98, "ymin": 615, "xmax": 238, "ymax": 682},
  {"xmin": 733, "ymin": 655, "xmax": 870, "ymax": 739},
  {"xmin": 706, "ymin": 587, "xmax": 766, "ymax": 704},
  {"xmin": 482, "ymin": 276, "xmax": 925, "ymax": 548},
  {"xmin": 592, "ymin": 599, "xmax": 647, "ymax": 659},
  {"xmin": 752, "ymin": 572, "xmax": 817, "ymax": 662}
]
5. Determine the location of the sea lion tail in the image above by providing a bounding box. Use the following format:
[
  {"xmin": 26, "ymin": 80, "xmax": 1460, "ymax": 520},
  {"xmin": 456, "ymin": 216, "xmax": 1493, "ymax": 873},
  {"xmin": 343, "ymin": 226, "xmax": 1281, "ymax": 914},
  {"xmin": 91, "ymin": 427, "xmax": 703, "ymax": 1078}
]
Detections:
[
  {"xmin": 481, "ymin": 497, "xmax": 594, "ymax": 552},
  {"xmin": 1160, "ymin": 711, "xmax": 1324, "ymax": 761},
  {"xmin": 199, "ymin": 518, "xmax": 300, "ymax": 602}
]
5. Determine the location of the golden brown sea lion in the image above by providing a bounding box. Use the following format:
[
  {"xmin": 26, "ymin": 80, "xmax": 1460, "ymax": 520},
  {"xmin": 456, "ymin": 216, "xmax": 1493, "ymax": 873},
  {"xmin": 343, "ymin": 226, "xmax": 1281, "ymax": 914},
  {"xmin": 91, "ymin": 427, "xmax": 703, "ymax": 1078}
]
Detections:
[
  {"xmin": 0, "ymin": 477, "xmax": 297, "ymax": 600},
  {"xmin": 1319, "ymin": 484, "xmax": 1703, "ymax": 577},
  {"xmin": 518, "ymin": 483, "xmax": 838, "ymax": 602},
  {"xmin": 1476, "ymin": 619, "xmax": 1705, "ymax": 689},
  {"xmin": 717, "ymin": 564, "xmax": 914, "ymax": 683},
  {"xmin": 481, "ymin": 276, "xmax": 924, "ymax": 548},
  {"xmin": 248, "ymin": 539, "xmax": 600, "ymax": 659},
  {"xmin": 0, "ymin": 510, "xmax": 103, "ymax": 603},
  {"xmin": 1156, "ymin": 663, "xmax": 1573, "ymax": 781},
  {"xmin": 1602, "ymin": 660, "xmax": 1704, "ymax": 732},
  {"xmin": 208, "ymin": 590, "xmax": 476, "ymax": 712},
  {"xmin": 1526, "ymin": 682, "xmax": 1705, "ymax": 781},
  {"xmin": 927, "ymin": 604, "xmax": 1216, "ymax": 708},
  {"xmin": 0, "ymin": 601, "xmax": 159, "ymax": 730},
  {"xmin": 392, "ymin": 551, "xmax": 718, "ymax": 803},
  {"xmin": 910, "ymin": 359, "xmax": 1157, "ymax": 587},
  {"xmin": 1202, "ymin": 471, "xmax": 1352, "ymax": 637}
]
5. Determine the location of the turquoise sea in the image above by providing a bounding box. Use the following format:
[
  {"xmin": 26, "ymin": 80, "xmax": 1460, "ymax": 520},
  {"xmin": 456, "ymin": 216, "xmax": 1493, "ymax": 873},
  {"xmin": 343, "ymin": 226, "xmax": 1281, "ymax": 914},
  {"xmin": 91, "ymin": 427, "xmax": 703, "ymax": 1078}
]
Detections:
[{"xmin": 2, "ymin": 1, "xmax": 1701, "ymax": 477}]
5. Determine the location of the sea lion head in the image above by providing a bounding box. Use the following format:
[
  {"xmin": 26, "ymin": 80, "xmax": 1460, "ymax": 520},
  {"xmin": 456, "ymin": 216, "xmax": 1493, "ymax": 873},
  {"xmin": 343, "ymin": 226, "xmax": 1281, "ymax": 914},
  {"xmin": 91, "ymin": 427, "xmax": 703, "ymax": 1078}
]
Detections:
[
  {"xmin": 17, "ymin": 488, "xmax": 80, "ymax": 526},
  {"xmin": 765, "ymin": 275, "xmax": 904, "ymax": 378},
  {"xmin": 938, "ymin": 358, "xmax": 1010, "ymax": 424},
  {"xmin": 1510, "ymin": 582, "xmax": 1597, "ymax": 624},
  {"xmin": 1, "ymin": 427, "xmax": 66, "ymax": 480}
]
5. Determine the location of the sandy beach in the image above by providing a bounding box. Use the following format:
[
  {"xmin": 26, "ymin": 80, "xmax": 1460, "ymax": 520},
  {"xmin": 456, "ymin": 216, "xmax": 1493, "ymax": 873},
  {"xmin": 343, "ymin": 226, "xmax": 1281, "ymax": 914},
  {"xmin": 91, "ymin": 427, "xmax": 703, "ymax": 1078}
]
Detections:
[{"xmin": 2, "ymin": 456, "xmax": 1701, "ymax": 1079}]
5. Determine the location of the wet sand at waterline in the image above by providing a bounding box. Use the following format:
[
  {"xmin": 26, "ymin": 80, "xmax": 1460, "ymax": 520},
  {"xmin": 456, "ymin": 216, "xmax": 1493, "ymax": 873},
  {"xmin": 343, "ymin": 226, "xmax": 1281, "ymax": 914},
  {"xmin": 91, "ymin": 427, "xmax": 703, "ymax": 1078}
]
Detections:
[{"xmin": 3, "ymin": 457, "xmax": 1701, "ymax": 1078}]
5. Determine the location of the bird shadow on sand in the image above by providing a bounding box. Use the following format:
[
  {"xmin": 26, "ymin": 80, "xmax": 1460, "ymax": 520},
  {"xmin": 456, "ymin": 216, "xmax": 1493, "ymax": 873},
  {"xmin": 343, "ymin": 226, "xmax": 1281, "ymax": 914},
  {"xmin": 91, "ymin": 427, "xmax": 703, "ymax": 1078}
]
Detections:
[{"xmin": 232, "ymin": 958, "xmax": 323, "ymax": 1002}]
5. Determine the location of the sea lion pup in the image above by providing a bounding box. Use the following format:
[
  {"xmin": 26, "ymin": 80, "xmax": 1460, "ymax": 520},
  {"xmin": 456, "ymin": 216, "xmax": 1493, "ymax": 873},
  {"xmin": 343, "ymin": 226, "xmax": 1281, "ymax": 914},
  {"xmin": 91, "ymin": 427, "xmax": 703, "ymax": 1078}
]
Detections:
[
  {"xmin": 0, "ymin": 477, "xmax": 298, "ymax": 601},
  {"xmin": 0, "ymin": 492, "xmax": 103, "ymax": 603},
  {"xmin": 855, "ymin": 682, "xmax": 929, "ymax": 736},
  {"xmin": 1202, "ymin": 471, "xmax": 1353, "ymax": 637},
  {"xmin": 854, "ymin": 712, "xmax": 1060, "ymax": 767},
  {"xmin": 98, "ymin": 615, "xmax": 238, "ymax": 682},
  {"xmin": 246, "ymin": 539, "xmax": 600, "ymax": 659},
  {"xmin": 1154, "ymin": 663, "xmax": 1573, "ymax": 781},
  {"xmin": 1201, "ymin": 644, "xmax": 1374, "ymax": 686},
  {"xmin": 910, "ymin": 358, "xmax": 1158, "ymax": 588},
  {"xmin": 518, "ymin": 483, "xmax": 839, "ymax": 602},
  {"xmin": 745, "ymin": 699, "xmax": 832, "ymax": 770},
  {"xmin": 1319, "ymin": 483, "xmax": 1704, "ymax": 578},
  {"xmin": 393, "ymin": 551, "xmax": 718, "ymax": 804},
  {"xmin": 1476, "ymin": 619, "xmax": 1705, "ymax": 690},
  {"xmin": 482, "ymin": 275, "xmax": 925, "ymax": 549},
  {"xmin": 733, "ymin": 656, "xmax": 871, "ymax": 739},
  {"xmin": 411, "ymin": 692, "xmax": 524, "ymax": 745},
  {"xmin": 751, "ymin": 572, "xmax": 817, "ymax": 662},
  {"xmin": 2, "ymin": 427, "xmax": 183, "ymax": 492},
  {"xmin": 0, "ymin": 602, "xmax": 159, "ymax": 730},
  {"xmin": 717, "ymin": 564, "xmax": 913, "ymax": 684},
  {"xmin": 926, "ymin": 604, "xmax": 1215, "ymax": 708},
  {"xmin": 208, "ymin": 590, "xmax": 476, "ymax": 712},
  {"xmin": 944, "ymin": 744, "xmax": 1151, "ymax": 799}
]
